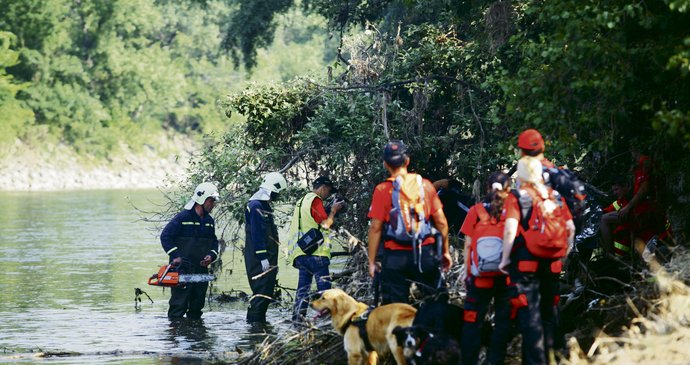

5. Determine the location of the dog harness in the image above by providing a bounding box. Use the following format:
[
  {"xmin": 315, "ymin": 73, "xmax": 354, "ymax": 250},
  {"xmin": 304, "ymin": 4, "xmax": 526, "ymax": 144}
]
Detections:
[{"xmin": 344, "ymin": 307, "xmax": 375, "ymax": 352}]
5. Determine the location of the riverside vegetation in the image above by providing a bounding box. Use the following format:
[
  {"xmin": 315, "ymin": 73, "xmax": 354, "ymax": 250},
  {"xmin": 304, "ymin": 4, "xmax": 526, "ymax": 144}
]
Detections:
[{"xmin": 2, "ymin": 1, "xmax": 690, "ymax": 364}]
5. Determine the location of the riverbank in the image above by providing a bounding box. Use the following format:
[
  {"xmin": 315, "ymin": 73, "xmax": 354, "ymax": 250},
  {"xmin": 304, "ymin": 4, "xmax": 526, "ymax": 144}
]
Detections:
[{"xmin": 0, "ymin": 135, "xmax": 196, "ymax": 191}]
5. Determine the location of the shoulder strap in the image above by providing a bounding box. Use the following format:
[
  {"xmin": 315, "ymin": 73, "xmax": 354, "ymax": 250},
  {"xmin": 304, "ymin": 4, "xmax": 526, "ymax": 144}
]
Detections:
[
  {"xmin": 298, "ymin": 194, "xmax": 322, "ymax": 232},
  {"xmin": 297, "ymin": 196, "xmax": 305, "ymax": 231},
  {"xmin": 474, "ymin": 203, "xmax": 490, "ymax": 222},
  {"xmin": 513, "ymin": 188, "xmax": 534, "ymax": 230}
]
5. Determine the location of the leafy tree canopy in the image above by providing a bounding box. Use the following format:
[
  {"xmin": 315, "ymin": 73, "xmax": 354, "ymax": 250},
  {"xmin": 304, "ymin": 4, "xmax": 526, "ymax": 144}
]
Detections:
[{"xmin": 191, "ymin": 0, "xmax": 690, "ymax": 243}]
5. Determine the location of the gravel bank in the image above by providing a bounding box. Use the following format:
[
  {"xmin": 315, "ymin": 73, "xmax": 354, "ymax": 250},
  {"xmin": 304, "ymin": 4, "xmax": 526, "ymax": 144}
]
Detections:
[{"xmin": 0, "ymin": 137, "xmax": 196, "ymax": 191}]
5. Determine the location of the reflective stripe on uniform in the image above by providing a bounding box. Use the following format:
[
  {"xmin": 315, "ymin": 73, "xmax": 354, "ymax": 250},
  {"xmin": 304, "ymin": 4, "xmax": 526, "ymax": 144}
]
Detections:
[
  {"xmin": 166, "ymin": 247, "xmax": 178, "ymax": 255},
  {"xmin": 205, "ymin": 223, "xmax": 214, "ymax": 227},
  {"xmin": 614, "ymin": 241, "xmax": 631, "ymax": 252},
  {"xmin": 613, "ymin": 201, "xmax": 622, "ymax": 211},
  {"xmin": 182, "ymin": 221, "xmax": 200, "ymax": 225},
  {"xmin": 256, "ymin": 250, "xmax": 267, "ymax": 254}
]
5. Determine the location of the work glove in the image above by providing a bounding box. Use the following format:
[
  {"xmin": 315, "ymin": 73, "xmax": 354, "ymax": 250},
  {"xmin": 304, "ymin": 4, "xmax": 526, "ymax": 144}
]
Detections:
[{"xmin": 261, "ymin": 259, "xmax": 270, "ymax": 272}]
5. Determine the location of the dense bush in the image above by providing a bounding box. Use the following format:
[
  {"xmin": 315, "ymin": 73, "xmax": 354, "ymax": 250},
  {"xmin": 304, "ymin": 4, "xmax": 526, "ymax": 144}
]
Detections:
[{"xmin": 189, "ymin": 0, "xmax": 690, "ymax": 244}]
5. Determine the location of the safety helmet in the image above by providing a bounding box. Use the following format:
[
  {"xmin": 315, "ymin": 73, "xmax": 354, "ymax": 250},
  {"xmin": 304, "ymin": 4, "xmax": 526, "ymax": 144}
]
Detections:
[
  {"xmin": 518, "ymin": 129, "xmax": 545, "ymax": 151},
  {"xmin": 260, "ymin": 172, "xmax": 287, "ymax": 193},
  {"xmin": 184, "ymin": 182, "xmax": 220, "ymax": 210}
]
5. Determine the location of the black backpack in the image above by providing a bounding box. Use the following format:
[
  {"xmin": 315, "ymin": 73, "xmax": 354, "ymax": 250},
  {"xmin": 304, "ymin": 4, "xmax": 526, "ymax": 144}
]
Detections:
[{"xmin": 543, "ymin": 166, "xmax": 587, "ymax": 221}]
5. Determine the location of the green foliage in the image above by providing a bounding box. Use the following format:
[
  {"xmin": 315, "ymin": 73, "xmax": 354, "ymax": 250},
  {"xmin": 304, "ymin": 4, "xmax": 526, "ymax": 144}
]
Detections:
[
  {"xmin": 0, "ymin": 0, "xmax": 338, "ymax": 156},
  {"xmin": 221, "ymin": 0, "xmax": 295, "ymax": 70},
  {"xmin": 187, "ymin": 0, "xmax": 690, "ymax": 244},
  {"xmin": 0, "ymin": 31, "xmax": 34, "ymax": 145}
]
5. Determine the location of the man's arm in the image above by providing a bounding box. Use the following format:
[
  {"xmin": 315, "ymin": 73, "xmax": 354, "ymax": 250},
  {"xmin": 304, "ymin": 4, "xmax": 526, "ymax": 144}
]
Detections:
[
  {"xmin": 431, "ymin": 208, "xmax": 452, "ymax": 271},
  {"xmin": 315, "ymin": 199, "xmax": 344, "ymax": 230},
  {"xmin": 499, "ymin": 218, "xmax": 519, "ymax": 274},
  {"xmin": 368, "ymin": 218, "xmax": 383, "ymax": 278},
  {"xmin": 463, "ymin": 236, "xmax": 472, "ymax": 275},
  {"xmin": 201, "ymin": 222, "xmax": 220, "ymax": 267},
  {"xmin": 619, "ymin": 181, "xmax": 650, "ymax": 219},
  {"xmin": 160, "ymin": 214, "xmax": 182, "ymax": 265},
  {"xmin": 248, "ymin": 203, "xmax": 269, "ymax": 270}
]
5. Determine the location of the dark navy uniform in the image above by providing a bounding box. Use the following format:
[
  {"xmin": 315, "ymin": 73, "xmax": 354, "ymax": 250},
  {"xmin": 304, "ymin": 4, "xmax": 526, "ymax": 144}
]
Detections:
[
  {"xmin": 160, "ymin": 208, "xmax": 219, "ymax": 319},
  {"xmin": 244, "ymin": 199, "xmax": 279, "ymax": 323}
]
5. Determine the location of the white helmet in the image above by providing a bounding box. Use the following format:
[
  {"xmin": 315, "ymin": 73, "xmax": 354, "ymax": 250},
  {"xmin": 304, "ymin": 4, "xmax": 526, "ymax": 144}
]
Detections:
[
  {"xmin": 184, "ymin": 182, "xmax": 220, "ymax": 210},
  {"xmin": 260, "ymin": 172, "xmax": 287, "ymax": 193}
]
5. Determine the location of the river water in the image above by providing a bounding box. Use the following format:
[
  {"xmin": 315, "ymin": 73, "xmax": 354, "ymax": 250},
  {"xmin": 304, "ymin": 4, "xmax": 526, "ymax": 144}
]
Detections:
[{"xmin": 0, "ymin": 190, "xmax": 309, "ymax": 364}]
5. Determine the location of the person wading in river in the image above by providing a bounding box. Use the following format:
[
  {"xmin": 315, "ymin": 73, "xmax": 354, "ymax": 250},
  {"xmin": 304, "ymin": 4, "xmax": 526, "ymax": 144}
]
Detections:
[
  {"xmin": 160, "ymin": 182, "xmax": 220, "ymax": 319},
  {"xmin": 245, "ymin": 172, "xmax": 287, "ymax": 324}
]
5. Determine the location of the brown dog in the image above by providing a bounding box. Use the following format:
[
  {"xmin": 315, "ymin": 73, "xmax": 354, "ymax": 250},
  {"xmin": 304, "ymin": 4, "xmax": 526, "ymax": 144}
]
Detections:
[{"xmin": 311, "ymin": 288, "xmax": 416, "ymax": 365}]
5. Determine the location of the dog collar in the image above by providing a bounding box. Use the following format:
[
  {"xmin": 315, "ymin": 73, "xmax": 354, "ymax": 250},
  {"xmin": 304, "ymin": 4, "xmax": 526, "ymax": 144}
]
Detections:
[{"xmin": 415, "ymin": 333, "xmax": 434, "ymax": 358}]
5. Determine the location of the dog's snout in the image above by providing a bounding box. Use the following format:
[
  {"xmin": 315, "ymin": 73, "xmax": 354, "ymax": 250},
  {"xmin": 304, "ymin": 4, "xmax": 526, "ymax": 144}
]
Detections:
[{"xmin": 404, "ymin": 334, "xmax": 417, "ymax": 348}]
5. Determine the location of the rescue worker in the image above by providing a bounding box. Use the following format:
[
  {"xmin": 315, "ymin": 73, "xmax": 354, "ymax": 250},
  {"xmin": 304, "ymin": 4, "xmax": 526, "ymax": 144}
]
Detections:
[
  {"xmin": 287, "ymin": 176, "xmax": 344, "ymax": 322},
  {"xmin": 160, "ymin": 182, "xmax": 220, "ymax": 319},
  {"xmin": 367, "ymin": 140, "xmax": 452, "ymax": 304},
  {"xmin": 460, "ymin": 172, "xmax": 512, "ymax": 365},
  {"xmin": 517, "ymin": 128, "xmax": 555, "ymax": 168},
  {"xmin": 601, "ymin": 148, "xmax": 670, "ymax": 259},
  {"xmin": 518, "ymin": 129, "xmax": 587, "ymax": 213},
  {"xmin": 499, "ymin": 156, "xmax": 576, "ymax": 365},
  {"xmin": 245, "ymin": 171, "xmax": 287, "ymax": 324}
]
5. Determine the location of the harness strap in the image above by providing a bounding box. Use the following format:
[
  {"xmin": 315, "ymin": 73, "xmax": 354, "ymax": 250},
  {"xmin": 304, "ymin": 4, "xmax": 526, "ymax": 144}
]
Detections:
[{"xmin": 350, "ymin": 308, "xmax": 375, "ymax": 352}]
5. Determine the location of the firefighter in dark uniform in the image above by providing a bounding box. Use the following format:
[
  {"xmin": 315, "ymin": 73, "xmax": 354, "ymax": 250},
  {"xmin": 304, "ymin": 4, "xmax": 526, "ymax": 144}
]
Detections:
[
  {"xmin": 245, "ymin": 172, "xmax": 288, "ymax": 323},
  {"xmin": 160, "ymin": 182, "xmax": 220, "ymax": 319}
]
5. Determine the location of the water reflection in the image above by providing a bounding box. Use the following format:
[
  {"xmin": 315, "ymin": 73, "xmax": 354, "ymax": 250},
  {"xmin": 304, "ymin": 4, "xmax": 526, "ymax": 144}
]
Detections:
[
  {"xmin": 0, "ymin": 190, "xmax": 309, "ymax": 364},
  {"xmin": 167, "ymin": 318, "xmax": 214, "ymax": 352}
]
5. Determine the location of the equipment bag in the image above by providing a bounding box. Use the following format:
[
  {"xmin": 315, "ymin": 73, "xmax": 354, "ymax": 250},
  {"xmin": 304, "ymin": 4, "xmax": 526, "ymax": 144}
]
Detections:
[
  {"xmin": 296, "ymin": 196, "xmax": 324, "ymax": 255},
  {"xmin": 469, "ymin": 203, "xmax": 504, "ymax": 277},
  {"xmin": 384, "ymin": 173, "xmax": 433, "ymax": 244},
  {"xmin": 515, "ymin": 187, "xmax": 569, "ymax": 259},
  {"xmin": 544, "ymin": 166, "xmax": 587, "ymax": 218}
]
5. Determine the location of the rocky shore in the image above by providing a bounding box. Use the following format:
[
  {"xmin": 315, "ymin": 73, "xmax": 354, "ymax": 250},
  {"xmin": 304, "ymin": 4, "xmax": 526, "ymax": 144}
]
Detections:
[{"xmin": 0, "ymin": 136, "xmax": 196, "ymax": 191}]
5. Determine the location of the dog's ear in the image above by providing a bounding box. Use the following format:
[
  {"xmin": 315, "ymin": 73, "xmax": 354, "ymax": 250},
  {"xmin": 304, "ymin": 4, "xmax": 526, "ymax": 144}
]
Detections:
[
  {"xmin": 392, "ymin": 326, "xmax": 407, "ymax": 344},
  {"xmin": 331, "ymin": 295, "xmax": 339, "ymax": 316}
]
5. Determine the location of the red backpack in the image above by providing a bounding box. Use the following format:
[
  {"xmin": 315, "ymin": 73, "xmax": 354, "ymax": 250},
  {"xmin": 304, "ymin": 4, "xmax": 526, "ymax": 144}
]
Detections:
[
  {"xmin": 515, "ymin": 187, "xmax": 569, "ymax": 259},
  {"xmin": 469, "ymin": 203, "xmax": 504, "ymax": 277}
]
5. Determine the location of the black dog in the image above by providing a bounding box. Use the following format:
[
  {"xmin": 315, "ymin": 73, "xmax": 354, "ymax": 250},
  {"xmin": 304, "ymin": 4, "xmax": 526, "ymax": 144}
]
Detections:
[
  {"xmin": 413, "ymin": 292, "xmax": 464, "ymax": 342},
  {"xmin": 393, "ymin": 293, "xmax": 464, "ymax": 364}
]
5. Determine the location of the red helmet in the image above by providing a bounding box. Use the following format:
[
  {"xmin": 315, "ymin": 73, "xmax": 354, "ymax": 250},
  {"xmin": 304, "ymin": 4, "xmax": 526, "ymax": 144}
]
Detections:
[{"xmin": 518, "ymin": 129, "xmax": 545, "ymax": 151}]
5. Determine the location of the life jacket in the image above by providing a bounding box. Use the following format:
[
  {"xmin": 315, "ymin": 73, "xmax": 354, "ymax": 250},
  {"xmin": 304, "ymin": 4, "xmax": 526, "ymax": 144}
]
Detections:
[
  {"xmin": 286, "ymin": 192, "xmax": 331, "ymax": 263},
  {"xmin": 469, "ymin": 203, "xmax": 504, "ymax": 277},
  {"xmin": 383, "ymin": 174, "xmax": 434, "ymax": 244},
  {"xmin": 514, "ymin": 186, "xmax": 569, "ymax": 259}
]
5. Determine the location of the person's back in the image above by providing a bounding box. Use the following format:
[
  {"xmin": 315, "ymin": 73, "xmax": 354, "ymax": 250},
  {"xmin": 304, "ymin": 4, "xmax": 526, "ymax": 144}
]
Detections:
[
  {"xmin": 244, "ymin": 172, "xmax": 286, "ymax": 324},
  {"xmin": 460, "ymin": 172, "xmax": 512, "ymax": 365},
  {"xmin": 499, "ymin": 156, "xmax": 575, "ymax": 365},
  {"xmin": 367, "ymin": 140, "xmax": 451, "ymax": 304}
]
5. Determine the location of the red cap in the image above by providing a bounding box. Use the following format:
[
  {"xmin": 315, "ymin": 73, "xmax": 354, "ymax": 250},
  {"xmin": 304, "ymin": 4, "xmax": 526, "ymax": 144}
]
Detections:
[{"xmin": 518, "ymin": 129, "xmax": 545, "ymax": 151}]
